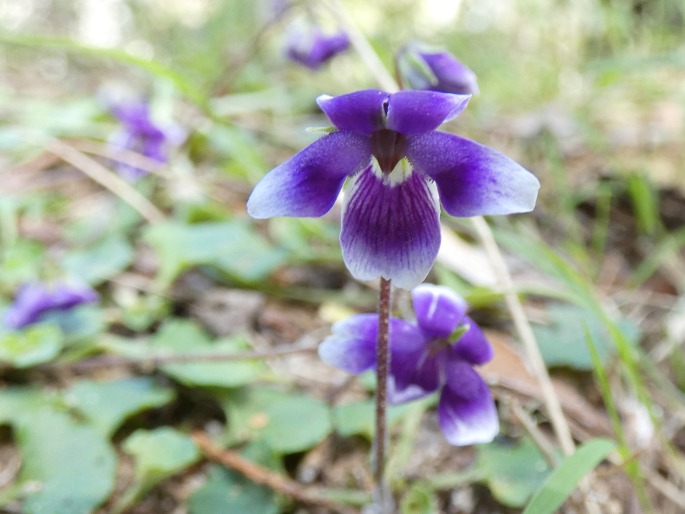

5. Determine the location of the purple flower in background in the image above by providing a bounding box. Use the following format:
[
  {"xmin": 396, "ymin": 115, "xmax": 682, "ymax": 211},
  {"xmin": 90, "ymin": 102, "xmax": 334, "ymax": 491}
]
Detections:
[
  {"xmin": 109, "ymin": 101, "xmax": 185, "ymax": 181},
  {"xmin": 3, "ymin": 281, "xmax": 98, "ymax": 330},
  {"xmin": 286, "ymin": 27, "xmax": 350, "ymax": 70},
  {"xmin": 247, "ymin": 89, "xmax": 539, "ymax": 289},
  {"xmin": 319, "ymin": 284, "xmax": 498, "ymax": 445},
  {"xmin": 397, "ymin": 42, "xmax": 479, "ymax": 95}
]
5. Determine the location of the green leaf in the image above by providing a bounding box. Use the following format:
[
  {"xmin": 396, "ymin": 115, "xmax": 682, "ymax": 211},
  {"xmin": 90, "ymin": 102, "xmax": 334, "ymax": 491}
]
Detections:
[
  {"xmin": 188, "ymin": 464, "xmax": 278, "ymax": 514},
  {"xmin": 62, "ymin": 235, "xmax": 134, "ymax": 285},
  {"xmin": 43, "ymin": 305, "xmax": 104, "ymax": 344},
  {"xmin": 400, "ymin": 483, "xmax": 440, "ymax": 514},
  {"xmin": 67, "ymin": 377, "xmax": 175, "ymax": 437},
  {"xmin": 123, "ymin": 427, "xmax": 200, "ymax": 487},
  {"xmin": 0, "ymin": 324, "xmax": 63, "ymax": 368},
  {"xmin": 522, "ymin": 438, "xmax": 616, "ymax": 514},
  {"xmin": 477, "ymin": 437, "xmax": 553, "ymax": 508},
  {"xmin": 222, "ymin": 387, "xmax": 333, "ymax": 454},
  {"xmin": 333, "ymin": 400, "xmax": 411, "ymax": 440},
  {"xmin": 533, "ymin": 304, "xmax": 640, "ymax": 370},
  {"xmin": 17, "ymin": 408, "xmax": 117, "ymax": 514},
  {"xmin": 0, "ymin": 387, "xmax": 49, "ymax": 425},
  {"xmin": 258, "ymin": 395, "xmax": 332, "ymax": 454},
  {"xmin": 143, "ymin": 221, "xmax": 287, "ymax": 287},
  {"xmin": 150, "ymin": 319, "xmax": 264, "ymax": 388}
]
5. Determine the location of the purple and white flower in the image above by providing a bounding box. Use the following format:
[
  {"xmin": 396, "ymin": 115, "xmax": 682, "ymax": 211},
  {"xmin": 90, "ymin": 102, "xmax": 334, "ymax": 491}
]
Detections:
[
  {"xmin": 285, "ymin": 26, "xmax": 350, "ymax": 70},
  {"xmin": 397, "ymin": 42, "xmax": 479, "ymax": 95},
  {"xmin": 3, "ymin": 281, "xmax": 99, "ymax": 330},
  {"xmin": 109, "ymin": 101, "xmax": 185, "ymax": 181},
  {"xmin": 247, "ymin": 89, "xmax": 539, "ymax": 289},
  {"xmin": 319, "ymin": 284, "xmax": 498, "ymax": 446}
]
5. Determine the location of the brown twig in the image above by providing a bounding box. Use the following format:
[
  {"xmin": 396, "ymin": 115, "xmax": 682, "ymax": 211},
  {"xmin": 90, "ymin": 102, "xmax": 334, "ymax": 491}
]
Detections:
[{"xmin": 193, "ymin": 431, "xmax": 360, "ymax": 513}]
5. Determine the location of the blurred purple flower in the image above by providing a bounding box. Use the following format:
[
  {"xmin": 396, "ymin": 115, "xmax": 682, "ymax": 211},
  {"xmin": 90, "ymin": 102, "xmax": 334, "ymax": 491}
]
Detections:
[
  {"xmin": 397, "ymin": 42, "xmax": 479, "ymax": 95},
  {"xmin": 319, "ymin": 284, "xmax": 498, "ymax": 445},
  {"xmin": 247, "ymin": 89, "xmax": 539, "ymax": 289},
  {"xmin": 286, "ymin": 26, "xmax": 350, "ymax": 70},
  {"xmin": 3, "ymin": 281, "xmax": 98, "ymax": 330},
  {"xmin": 109, "ymin": 101, "xmax": 185, "ymax": 181}
]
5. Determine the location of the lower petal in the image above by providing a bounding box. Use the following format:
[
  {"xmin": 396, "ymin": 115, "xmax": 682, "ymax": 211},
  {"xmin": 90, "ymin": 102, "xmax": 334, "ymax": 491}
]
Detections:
[
  {"xmin": 438, "ymin": 359, "xmax": 498, "ymax": 445},
  {"xmin": 247, "ymin": 131, "xmax": 371, "ymax": 218},
  {"xmin": 340, "ymin": 166, "xmax": 441, "ymax": 290},
  {"xmin": 407, "ymin": 132, "xmax": 540, "ymax": 217}
]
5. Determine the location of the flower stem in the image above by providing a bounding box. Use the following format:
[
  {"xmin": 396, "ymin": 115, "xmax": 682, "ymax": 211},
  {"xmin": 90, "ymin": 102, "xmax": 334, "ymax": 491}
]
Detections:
[{"xmin": 373, "ymin": 277, "xmax": 392, "ymax": 512}]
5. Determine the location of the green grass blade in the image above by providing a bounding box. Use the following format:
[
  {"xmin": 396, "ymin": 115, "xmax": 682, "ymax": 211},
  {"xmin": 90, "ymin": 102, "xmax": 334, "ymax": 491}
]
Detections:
[
  {"xmin": 0, "ymin": 32, "xmax": 209, "ymax": 112},
  {"xmin": 521, "ymin": 438, "xmax": 616, "ymax": 514}
]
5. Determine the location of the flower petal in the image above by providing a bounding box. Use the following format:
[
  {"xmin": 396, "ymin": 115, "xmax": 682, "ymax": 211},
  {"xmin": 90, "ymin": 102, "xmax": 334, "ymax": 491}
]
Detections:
[
  {"xmin": 318, "ymin": 314, "xmax": 378, "ymax": 374},
  {"xmin": 438, "ymin": 359, "xmax": 498, "ymax": 445},
  {"xmin": 412, "ymin": 284, "xmax": 467, "ymax": 339},
  {"xmin": 247, "ymin": 131, "xmax": 371, "ymax": 218},
  {"xmin": 389, "ymin": 349, "xmax": 442, "ymax": 403},
  {"xmin": 386, "ymin": 90, "xmax": 470, "ymax": 135},
  {"xmin": 3, "ymin": 283, "xmax": 52, "ymax": 329},
  {"xmin": 340, "ymin": 166, "xmax": 441, "ymax": 290},
  {"xmin": 317, "ymin": 90, "xmax": 388, "ymax": 134},
  {"xmin": 407, "ymin": 132, "xmax": 540, "ymax": 216},
  {"xmin": 450, "ymin": 315, "xmax": 493, "ymax": 365}
]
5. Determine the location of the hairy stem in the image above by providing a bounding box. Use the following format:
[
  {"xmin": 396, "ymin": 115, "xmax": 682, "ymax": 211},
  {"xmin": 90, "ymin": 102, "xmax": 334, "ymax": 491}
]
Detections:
[{"xmin": 373, "ymin": 277, "xmax": 392, "ymax": 512}]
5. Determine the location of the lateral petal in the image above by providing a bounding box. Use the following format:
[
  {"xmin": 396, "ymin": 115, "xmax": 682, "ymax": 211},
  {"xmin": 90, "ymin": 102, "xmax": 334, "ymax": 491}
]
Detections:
[
  {"xmin": 247, "ymin": 131, "xmax": 371, "ymax": 218},
  {"xmin": 450, "ymin": 316, "xmax": 493, "ymax": 366},
  {"xmin": 318, "ymin": 314, "xmax": 379, "ymax": 374},
  {"xmin": 407, "ymin": 132, "xmax": 540, "ymax": 216}
]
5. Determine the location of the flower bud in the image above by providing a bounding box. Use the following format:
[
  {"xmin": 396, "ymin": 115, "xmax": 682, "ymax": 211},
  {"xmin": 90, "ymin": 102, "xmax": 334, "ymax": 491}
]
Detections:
[{"xmin": 397, "ymin": 42, "xmax": 479, "ymax": 95}]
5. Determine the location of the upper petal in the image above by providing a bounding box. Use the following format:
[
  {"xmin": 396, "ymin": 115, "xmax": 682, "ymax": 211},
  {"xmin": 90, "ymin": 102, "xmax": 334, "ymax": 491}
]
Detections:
[
  {"xmin": 318, "ymin": 313, "xmax": 379, "ymax": 374},
  {"xmin": 317, "ymin": 90, "xmax": 389, "ymax": 134},
  {"xmin": 438, "ymin": 359, "xmax": 499, "ymax": 445},
  {"xmin": 407, "ymin": 132, "xmax": 540, "ymax": 216},
  {"xmin": 412, "ymin": 284, "xmax": 467, "ymax": 339},
  {"xmin": 385, "ymin": 90, "xmax": 470, "ymax": 135},
  {"xmin": 340, "ymin": 165, "xmax": 441, "ymax": 290},
  {"xmin": 449, "ymin": 315, "xmax": 493, "ymax": 365},
  {"xmin": 247, "ymin": 131, "xmax": 371, "ymax": 218}
]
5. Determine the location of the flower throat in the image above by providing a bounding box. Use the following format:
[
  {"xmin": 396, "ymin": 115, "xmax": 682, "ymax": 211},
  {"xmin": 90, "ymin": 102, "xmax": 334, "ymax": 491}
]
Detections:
[{"xmin": 371, "ymin": 129, "xmax": 407, "ymax": 174}]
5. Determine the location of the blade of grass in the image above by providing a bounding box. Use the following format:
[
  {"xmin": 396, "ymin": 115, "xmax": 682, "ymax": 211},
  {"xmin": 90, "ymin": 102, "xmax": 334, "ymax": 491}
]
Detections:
[
  {"xmin": 584, "ymin": 324, "xmax": 652, "ymax": 511},
  {"xmin": 0, "ymin": 32, "xmax": 210, "ymax": 113},
  {"xmin": 521, "ymin": 438, "xmax": 616, "ymax": 514}
]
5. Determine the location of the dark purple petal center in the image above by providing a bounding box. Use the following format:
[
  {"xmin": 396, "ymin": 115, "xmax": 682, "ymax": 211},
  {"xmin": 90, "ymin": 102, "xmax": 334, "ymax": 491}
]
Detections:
[{"xmin": 371, "ymin": 129, "xmax": 407, "ymax": 173}]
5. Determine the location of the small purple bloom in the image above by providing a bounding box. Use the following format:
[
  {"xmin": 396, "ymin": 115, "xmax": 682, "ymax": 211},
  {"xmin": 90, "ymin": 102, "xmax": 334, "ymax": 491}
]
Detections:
[
  {"xmin": 3, "ymin": 281, "xmax": 98, "ymax": 330},
  {"xmin": 286, "ymin": 27, "xmax": 350, "ymax": 70},
  {"xmin": 247, "ymin": 89, "xmax": 539, "ymax": 289},
  {"xmin": 397, "ymin": 42, "xmax": 479, "ymax": 95},
  {"xmin": 109, "ymin": 101, "xmax": 185, "ymax": 181},
  {"xmin": 319, "ymin": 284, "xmax": 498, "ymax": 446}
]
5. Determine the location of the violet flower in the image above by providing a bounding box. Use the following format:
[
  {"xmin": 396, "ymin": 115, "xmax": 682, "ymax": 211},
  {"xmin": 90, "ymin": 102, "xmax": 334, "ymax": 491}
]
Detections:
[
  {"xmin": 109, "ymin": 101, "xmax": 185, "ymax": 181},
  {"xmin": 3, "ymin": 281, "xmax": 98, "ymax": 330},
  {"xmin": 247, "ymin": 89, "xmax": 539, "ymax": 289},
  {"xmin": 286, "ymin": 27, "xmax": 350, "ymax": 70},
  {"xmin": 319, "ymin": 284, "xmax": 498, "ymax": 445},
  {"xmin": 397, "ymin": 42, "xmax": 479, "ymax": 95}
]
